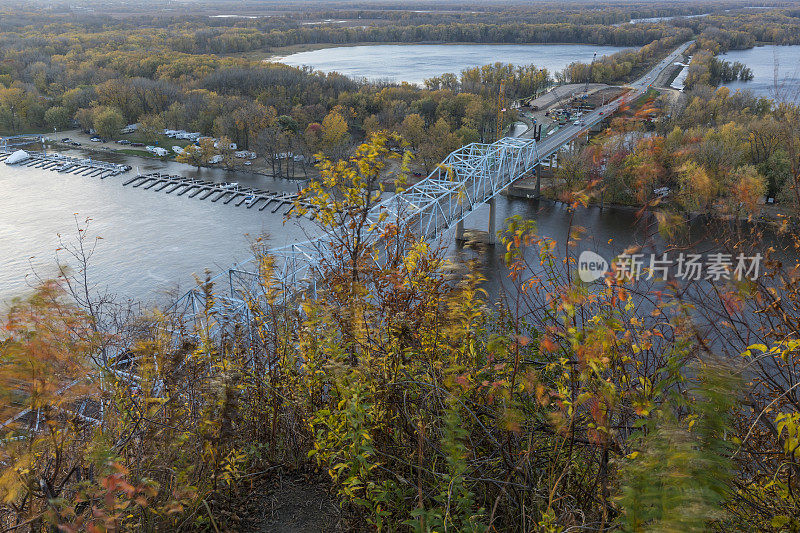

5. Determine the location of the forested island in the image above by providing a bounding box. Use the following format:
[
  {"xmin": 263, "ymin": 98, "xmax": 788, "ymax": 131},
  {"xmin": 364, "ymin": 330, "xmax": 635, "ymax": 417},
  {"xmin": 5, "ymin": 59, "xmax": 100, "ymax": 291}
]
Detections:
[{"xmin": 3, "ymin": 1, "xmax": 800, "ymax": 532}]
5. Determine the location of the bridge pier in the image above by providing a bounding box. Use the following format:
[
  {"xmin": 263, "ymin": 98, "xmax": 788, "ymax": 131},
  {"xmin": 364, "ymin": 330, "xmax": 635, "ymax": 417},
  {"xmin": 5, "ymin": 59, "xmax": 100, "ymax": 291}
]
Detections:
[
  {"xmin": 454, "ymin": 197, "xmax": 497, "ymax": 245},
  {"xmin": 535, "ymin": 163, "xmax": 541, "ymax": 197}
]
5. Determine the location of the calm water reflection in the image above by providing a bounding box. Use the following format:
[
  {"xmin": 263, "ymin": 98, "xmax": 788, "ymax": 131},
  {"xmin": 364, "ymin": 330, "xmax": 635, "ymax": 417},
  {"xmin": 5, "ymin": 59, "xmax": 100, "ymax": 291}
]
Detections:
[
  {"xmin": 720, "ymin": 45, "xmax": 800, "ymax": 101},
  {"xmin": 0, "ymin": 150, "xmax": 314, "ymax": 304},
  {"xmin": 278, "ymin": 43, "xmax": 626, "ymax": 85}
]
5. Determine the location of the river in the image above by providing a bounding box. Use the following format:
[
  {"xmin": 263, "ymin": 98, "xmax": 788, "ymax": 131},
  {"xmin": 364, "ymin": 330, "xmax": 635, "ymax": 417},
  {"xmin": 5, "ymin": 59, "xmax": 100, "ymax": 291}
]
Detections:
[
  {"xmin": 276, "ymin": 44, "xmax": 627, "ymax": 85},
  {"xmin": 1, "ymin": 141, "xmax": 658, "ymax": 305},
  {"xmin": 623, "ymin": 13, "xmax": 709, "ymax": 25},
  {"xmin": 0, "ymin": 40, "xmax": 778, "ymax": 306},
  {"xmin": 719, "ymin": 45, "xmax": 800, "ymax": 101},
  {"xmin": 0, "ymin": 149, "xmax": 314, "ymax": 304}
]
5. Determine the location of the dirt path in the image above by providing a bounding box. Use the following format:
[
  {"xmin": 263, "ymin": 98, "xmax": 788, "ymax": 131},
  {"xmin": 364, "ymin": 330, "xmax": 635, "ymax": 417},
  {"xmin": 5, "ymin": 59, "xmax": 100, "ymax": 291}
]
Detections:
[{"xmin": 239, "ymin": 475, "xmax": 350, "ymax": 533}]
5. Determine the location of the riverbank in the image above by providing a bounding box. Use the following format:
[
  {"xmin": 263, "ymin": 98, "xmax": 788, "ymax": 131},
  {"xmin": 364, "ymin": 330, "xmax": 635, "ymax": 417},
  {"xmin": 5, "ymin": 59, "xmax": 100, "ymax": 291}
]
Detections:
[
  {"xmin": 506, "ymin": 179, "xmax": 794, "ymax": 230},
  {"xmin": 45, "ymin": 129, "xmax": 312, "ymax": 181}
]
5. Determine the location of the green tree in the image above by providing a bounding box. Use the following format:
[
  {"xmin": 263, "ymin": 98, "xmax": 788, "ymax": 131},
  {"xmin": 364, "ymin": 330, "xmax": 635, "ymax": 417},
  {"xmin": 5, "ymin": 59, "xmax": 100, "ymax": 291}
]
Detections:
[
  {"xmin": 44, "ymin": 106, "xmax": 71, "ymax": 131},
  {"xmin": 618, "ymin": 363, "xmax": 739, "ymax": 532},
  {"xmin": 138, "ymin": 113, "xmax": 165, "ymax": 143},
  {"xmin": 93, "ymin": 107, "xmax": 125, "ymax": 140},
  {"xmin": 74, "ymin": 107, "xmax": 94, "ymax": 132}
]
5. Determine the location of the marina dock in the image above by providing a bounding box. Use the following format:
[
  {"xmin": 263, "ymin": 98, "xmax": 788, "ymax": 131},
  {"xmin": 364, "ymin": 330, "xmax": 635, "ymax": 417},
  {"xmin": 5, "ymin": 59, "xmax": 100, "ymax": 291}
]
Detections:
[
  {"xmin": 0, "ymin": 149, "xmax": 130, "ymax": 178},
  {"xmin": 0, "ymin": 139, "xmax": 313, "ymax": 216},
  {"xmin": 122, "ymin": 173, "xmax": 314, "ymax": 215}
]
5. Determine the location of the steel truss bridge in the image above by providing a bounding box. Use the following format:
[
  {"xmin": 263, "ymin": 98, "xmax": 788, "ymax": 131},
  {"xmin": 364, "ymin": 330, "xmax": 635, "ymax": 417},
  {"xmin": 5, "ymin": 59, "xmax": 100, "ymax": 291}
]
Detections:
[
  {"xmin": 172, "ymin": 136, "xmax": 545, "ymax": 327},
  {"xmin": 173, "ymin": 68, "xmax": 660, "ymax": 327}
]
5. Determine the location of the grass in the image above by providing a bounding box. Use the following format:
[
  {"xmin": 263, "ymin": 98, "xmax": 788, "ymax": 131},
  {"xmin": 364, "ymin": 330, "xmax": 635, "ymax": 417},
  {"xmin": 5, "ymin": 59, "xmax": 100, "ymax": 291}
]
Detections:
[
  {"xmin": 120, "ymin": 132, "xmax": 194, "ymax": 149},
  {"xmin": 116, "ymin": 148, "xmax": 169, "ymax": 159}
]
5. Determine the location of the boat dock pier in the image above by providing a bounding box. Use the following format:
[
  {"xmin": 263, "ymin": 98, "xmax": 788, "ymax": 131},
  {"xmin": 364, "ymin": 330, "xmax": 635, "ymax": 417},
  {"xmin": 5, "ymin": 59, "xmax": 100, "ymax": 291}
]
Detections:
[
  {"xmin": 122, "ymin": 173, "xmax": 313, "ymax": 215},
  {"xmin": 0, "ymin": 149, "xmax": 130, "ymax": 178}
]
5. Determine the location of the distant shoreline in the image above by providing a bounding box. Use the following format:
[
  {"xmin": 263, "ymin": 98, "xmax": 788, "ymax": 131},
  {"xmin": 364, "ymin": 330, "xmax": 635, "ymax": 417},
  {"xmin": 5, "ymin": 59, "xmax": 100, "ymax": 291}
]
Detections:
[{"xmin": 262, "ymin": 41, "xmax": 634, "ymax": 63}]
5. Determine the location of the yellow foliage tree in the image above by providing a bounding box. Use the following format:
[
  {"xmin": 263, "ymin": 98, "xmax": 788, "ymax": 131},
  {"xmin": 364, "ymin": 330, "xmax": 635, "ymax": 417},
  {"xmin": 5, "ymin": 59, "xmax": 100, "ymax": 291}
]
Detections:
[{"xmin": 320, "ymin": 109, "xmax": 350, "ymax": 159}]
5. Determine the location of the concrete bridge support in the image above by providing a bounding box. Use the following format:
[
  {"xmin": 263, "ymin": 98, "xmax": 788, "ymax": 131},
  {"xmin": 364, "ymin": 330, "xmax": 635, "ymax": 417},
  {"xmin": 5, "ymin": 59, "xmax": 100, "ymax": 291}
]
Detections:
[
  {"xmin": 454, "ymin": 196, "xmax": 498, "ymax": 244},
  {"xmin": 456, "ymin": 218, "xmax": 464, "ymax": 241}
]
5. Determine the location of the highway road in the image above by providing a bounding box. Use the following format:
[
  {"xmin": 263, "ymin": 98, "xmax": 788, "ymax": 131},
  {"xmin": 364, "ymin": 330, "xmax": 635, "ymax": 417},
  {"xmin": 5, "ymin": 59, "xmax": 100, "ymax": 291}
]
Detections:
[{"xmin": 521, "ymin": 41, "xmax": 692, "ymax": 162}]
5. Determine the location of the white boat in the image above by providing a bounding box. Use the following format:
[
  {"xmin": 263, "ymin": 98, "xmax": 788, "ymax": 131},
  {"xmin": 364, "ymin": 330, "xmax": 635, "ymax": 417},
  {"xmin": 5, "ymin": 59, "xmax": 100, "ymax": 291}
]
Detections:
[
  {"xmin": 245, "ymin": 195, "xmax": 256, "ymax": 206},
  {"xmin": 4, "ymin": 150, "xmax": 29, "ymax": 165}
]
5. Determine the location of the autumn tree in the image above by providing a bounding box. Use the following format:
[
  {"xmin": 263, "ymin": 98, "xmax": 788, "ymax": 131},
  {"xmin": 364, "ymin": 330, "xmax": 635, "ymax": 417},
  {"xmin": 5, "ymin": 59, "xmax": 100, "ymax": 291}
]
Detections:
[
  {"xmin": 138, "ymin": 113, "xmax": 166, "ymax": 143},
  {"xmin": 44, "ymin": 105, "xmax": 71, "ymax": 131},
  {"xmin": 73, "ymin": 107, "xmax": 94, "ymax": 132},
  {"xmin": 320, "ymin": 109, "xmax": 350, "ymax": 160},
  {"xmin": 216, "ymin": 135, "xmax": 237, "ymax": 169},
  {"xmin": 93, "ymin": 106, "xmax": 125, "ymax": 140},
  {"xmin": 418, "ymin": 117, "xmax": 461, "ymax": 173},
  {"xmin": 177, "ymin": 137, "xmax": 217, "ymax": 170}
]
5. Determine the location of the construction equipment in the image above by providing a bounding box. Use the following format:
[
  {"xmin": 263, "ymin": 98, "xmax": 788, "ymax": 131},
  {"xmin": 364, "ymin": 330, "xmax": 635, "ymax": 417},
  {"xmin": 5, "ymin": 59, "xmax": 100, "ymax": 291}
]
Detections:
[
  {"xmin": 584, "ymin": 52, "xmax": 597, "ymax": 97},
  {"xmin": 496, "ymin": 82, "xmax": 506, "ymax": 142}
]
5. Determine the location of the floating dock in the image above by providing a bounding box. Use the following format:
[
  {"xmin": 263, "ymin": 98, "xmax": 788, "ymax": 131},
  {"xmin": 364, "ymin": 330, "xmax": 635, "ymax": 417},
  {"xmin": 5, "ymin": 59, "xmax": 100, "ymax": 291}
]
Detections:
[
  {"xmin": 0, "ymin": 149, "xmax": 130, "ymax": 178},
  {"xmin": 122, "ymin": 173, "xmax": 314, "ymax": 216}
]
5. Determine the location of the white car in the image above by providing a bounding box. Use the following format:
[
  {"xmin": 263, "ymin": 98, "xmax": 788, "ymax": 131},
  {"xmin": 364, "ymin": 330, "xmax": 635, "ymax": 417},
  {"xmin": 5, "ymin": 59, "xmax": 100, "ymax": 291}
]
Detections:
[{"xmin": 573, "ymin": 121, "xmax": 580, "ymax": 126}]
